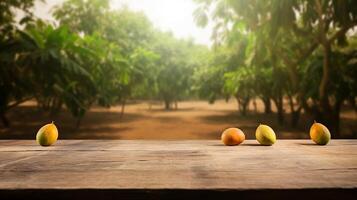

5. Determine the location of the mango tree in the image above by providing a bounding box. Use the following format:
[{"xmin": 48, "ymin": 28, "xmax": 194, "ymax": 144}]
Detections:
[
  {"xmin": 18, "ymin": 22, "xmax": 99, "ymax": 126},
  {"xmin": 54, "ymin": 1, "xmax": 158, "ymax": 115},
  {"xmin": 0, "ymin": 0, "xmax": 36, "ymax": 127},
  {"xmin": 194, "ymin": 0, "xmax": 357, "ymax": 134}
]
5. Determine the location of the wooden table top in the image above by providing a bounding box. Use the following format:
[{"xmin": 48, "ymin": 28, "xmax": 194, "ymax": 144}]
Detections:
[{"xmin": 0, "ymin": 139, "xmax": 356, "ymax": 191}]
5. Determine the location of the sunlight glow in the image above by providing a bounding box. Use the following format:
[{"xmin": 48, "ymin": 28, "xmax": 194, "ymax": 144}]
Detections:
[{"xmin": 33, "ymin": 0, "xmax": 212, "ymax": 45}]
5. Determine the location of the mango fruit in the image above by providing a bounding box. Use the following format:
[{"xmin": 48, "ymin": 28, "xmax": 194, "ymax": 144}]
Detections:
[
  {"xmin": 221, "ymin": 128, "xmax": 245, "ymax": 146},
  {"xmin": 255, "ymin": 124, "xmax": 276, "ymax": 146},
  {"xmin": 309, "ymin": 122, "xmax": 330, "ymax": 145},
  {"xmin": 36, "ymin": 122, "xmax": 58, "ymax": 146}
]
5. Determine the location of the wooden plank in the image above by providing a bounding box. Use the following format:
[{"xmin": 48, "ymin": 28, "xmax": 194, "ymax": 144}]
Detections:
[{"xmin": 0, "ymin": 140, "xmax": 356, "ymax": 191}]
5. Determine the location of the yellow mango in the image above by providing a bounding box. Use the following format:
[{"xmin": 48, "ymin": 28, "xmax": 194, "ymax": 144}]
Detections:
[
  {"xmin": 255, "ymin": 124, "xmax": 276, "ymax": 146},
  {"xmin": 36, "ymin": 122, "xmax": 58, "ymax": 146},
  {"xmin": 310, "ymin": 122, "xmax": 330, "ymax": 145}
]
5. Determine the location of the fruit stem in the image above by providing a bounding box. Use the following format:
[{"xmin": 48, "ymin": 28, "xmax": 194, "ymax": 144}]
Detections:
[{"xmin": 51, "ymin": 121, "xmax": 54, "ymax": 124}]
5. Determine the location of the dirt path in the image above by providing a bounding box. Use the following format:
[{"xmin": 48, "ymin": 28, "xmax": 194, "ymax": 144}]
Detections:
[{"xmin": 0, "ymin": 100, "xmax": 356, "ymax": 139}]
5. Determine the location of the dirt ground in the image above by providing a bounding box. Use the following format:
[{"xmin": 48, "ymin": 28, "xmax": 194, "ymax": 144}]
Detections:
[{"xmin": 0, "ymin": 99, "xmax": 356, "ymax": 140}]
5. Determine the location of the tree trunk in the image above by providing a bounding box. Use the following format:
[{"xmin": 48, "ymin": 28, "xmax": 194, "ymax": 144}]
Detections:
[
  {"xmin": 148, "ymin": 102, "xmax": 152, "ymax": 110},
  {"xmin": 75, "ymin": 118, "xmax": 82, "ymax": 129},
  {"xmin": 174, "ymin": 101, "xmax": 178, "ymax": 110},
  {"xmin": 316, "ymin": 99, "xmax": 342, "ymax": 138},
  {"xmin": 164, "ymin": 100, "xmax": 170, "ymax": 110},
  {"xmin": 253, "ymin": 99, "xmax": 257, "ymax": 113},
  {"xmin": 291, "ymin": 110, "xmax": 301, "ymax": 128},
  {"xmin": 332, "ymin": 99, "xmax": 342, "ymax": 138},
  {"xmin": 348, "ymin": 96, "xmax": 356, "ymax": 112},
  {"xmin": 0, "ymin": 97, "xmax": 33, "ymax": 128},
  {"xmin": 1, "ymin": 113, "xmax": 10, "ymax": 128},
  {"xmin": 315, "ymin": 109, "xmax": 340, "ymax": 139},
  {"xmin": 277, "ymin": 103, "xmax": 284, "ymax": 125},
  {"xmin": 262, "ymin": 97, "xmax": 272, "ymax": 114},
  {"xmin": 241, "ymin": 104, "xmax": 247, "ymax": 116},
  {"xmin": 236, "ymin": 96, "xmax": 250, "ymax": 116},
  {"xmin": 273, "ymin": 96, "xmax": 284, "ymax": 125},
  {"xmin": 241, "ymin": 98, "xmax": 249, "ymax": 116},
  {"xmin": 120, "ymin": 99, "xmax": 126, "ymax": 119},
  {"xmin": 236, "ymin": 98, "xmax": 241, "ymax": 112},
  {"xmin": 317, "ymin": 39, "xmax": 341, "ymax": 136},
  {"xmin": 314, "ymin": 1, "xmax": 340, "ymax": 135},
  {"xmin": 288, "ymin": 95, "xmax": 301, "ymax": 128},
  {"xmin": 319, "ymin": 44, "xmax": 332, "ymax": 114},
  {"xmin": 50, "ymin": 98, "xmax": 62, "ymax": 118}
]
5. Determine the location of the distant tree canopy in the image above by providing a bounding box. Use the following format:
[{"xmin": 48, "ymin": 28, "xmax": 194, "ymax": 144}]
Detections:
[
  {"xmin": 0, "ymin": 0, "xmax": 36, "ymax": 36},
  {"xmin": 193, "ymin": 0, "xmax": 357, "ymax": 135}
]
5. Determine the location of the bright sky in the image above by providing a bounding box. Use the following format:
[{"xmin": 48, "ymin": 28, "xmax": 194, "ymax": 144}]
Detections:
[{"xmin": 33, "ymin": 0, "xmax": 212, "ymax": 46}]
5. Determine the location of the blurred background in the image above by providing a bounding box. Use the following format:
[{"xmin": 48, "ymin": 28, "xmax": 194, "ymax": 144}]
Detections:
[{"xmin": 0, "ymin": 0, "xmax": 356, "ymax": 140}]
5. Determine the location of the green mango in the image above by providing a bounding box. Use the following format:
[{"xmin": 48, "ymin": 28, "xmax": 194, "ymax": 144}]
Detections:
[{"xmin": 255, "ymin": 124, "xmax": 276, "ymax": 146}]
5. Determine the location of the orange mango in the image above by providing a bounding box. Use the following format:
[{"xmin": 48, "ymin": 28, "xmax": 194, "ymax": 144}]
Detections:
[
  {"xmin": 221, "ymin": 128, "xmax": 245, "ymax": 146},
  {"xmin": 310, "ymin": 122, "xmax": 330, "ymax": 145}
]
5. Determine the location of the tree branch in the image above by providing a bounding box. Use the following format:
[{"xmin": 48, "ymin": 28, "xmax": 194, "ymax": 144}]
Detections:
[
  {"xmin": 328, "ymin": 21, "xmax": 357, "ymax": 44},
  {"xmin": 296, "ymin": 41, "xmax": 319, "ymax": 66},
  {"xmin": 6, "ymin": 97, "xmax": 32, "ymax": 111}
]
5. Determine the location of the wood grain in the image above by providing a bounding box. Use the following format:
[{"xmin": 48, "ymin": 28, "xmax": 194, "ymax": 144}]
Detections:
[{"xmin": 0, "ymin": 140, "xmax": 356, "ymax": 191}]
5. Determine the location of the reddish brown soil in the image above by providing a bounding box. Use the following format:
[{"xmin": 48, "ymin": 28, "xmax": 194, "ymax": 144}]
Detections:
[{"xmin": 0, "ymin": 99, "xmax": 356, "ymax": 139}]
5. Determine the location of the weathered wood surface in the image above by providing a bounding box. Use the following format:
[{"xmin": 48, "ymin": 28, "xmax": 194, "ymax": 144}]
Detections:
[{"xmin": 0, "ymin": 140, "xmax": 356, "ymax": 190}]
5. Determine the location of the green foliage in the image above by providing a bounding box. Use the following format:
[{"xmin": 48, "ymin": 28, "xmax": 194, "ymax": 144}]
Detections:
[
  {"xmin": 0, "ymin": 0, "xmax": 36, "ymax": 37},
  {"xmin": 54, "ymin": 1, "xmax": 160, "ymax": 107},
  {"xmin": 224, "ymin": 66, "xmax": 254, "ymax": 98},
  {"xmin": 18, "ymin": 22, "xmax": 96, "ymax": 119},
  {"xmin": 0, "ymin": 0, "xmax": 209, "ymax": 127},
  {"xmin": 193, "ymin": 0, "xmax": 357, "ymax": 130},
  {"xmin": 302, "ymin": 38, "xmax": 357, "ymax": 105},
  {"xmin": 79, "ymin": 34, "xmax": 130, "ymax": 108},
  {"xmin": 53, "ymin": 0, "xmax": 110, "ymax": 35},
  {"xmin": 0, "ymin": 0, "xmax": 38, "ymax": 126},
  {"xmin": 130, "ymin": 47, "xmax": 160, "ymax": 99},
  {"xmin": 153, "ymin": 32, "xmax": 200, "ymax": 109}
]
